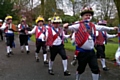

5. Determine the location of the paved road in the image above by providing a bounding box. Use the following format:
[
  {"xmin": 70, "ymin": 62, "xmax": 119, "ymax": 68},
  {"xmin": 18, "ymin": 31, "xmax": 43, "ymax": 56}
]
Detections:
[{"xmin": 0, "ymin": 35, "xmax": 120, "ymax": 80}]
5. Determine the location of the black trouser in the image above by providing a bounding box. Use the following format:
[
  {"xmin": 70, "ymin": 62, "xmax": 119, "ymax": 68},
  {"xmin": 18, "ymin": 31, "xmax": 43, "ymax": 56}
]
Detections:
[
  {"xmin": 19, "ymin": 35, "xmax": 28, "ymax": 46},
  {"xmin": 95, "ymin": 45, "xmax": 105, "ymax": 58},
  {"xmin": 77, "ymin": 50, "xmax": 99, "ymax": 74},
  {"xmin": 50, "ymin": 44, "xmax": 67, "ymax": 61},
  {"xmin": 0, "ymin": 30, "xmax": 3, "ymax": 40},
  {"xmin": 35, "ymin": 40, "xmax": 47, "ymax": 54},
  {"xmin": 6, "ymin": 35, "xmax": 14, "ymax": 48}
]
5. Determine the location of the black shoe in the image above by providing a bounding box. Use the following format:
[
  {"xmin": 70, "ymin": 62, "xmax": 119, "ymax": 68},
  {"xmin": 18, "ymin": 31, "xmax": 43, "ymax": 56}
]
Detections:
[
  {"xmin": 10, "ymin": 52, "xmax": 14, "ymax": 55},
  {"xmin": 64, "ymin": 70, "xmax": 71, "ymax": 76},
  {"xmin": 44, "ymin": 60, "xmax": 48, "ymax": 64},
  {"xmin": 21, "ymin": 50, "xmax": 24, "ymax": 53},
  {"xmin": 48, "ymin": 69, "xmax": 54, "ymax": 75},
  {"xmin": 36, "ymin": 58, "xmax": 39, "ymax": 62},
  {"xmin": 103, "ymin": 67, "xmax": 109, "ymax": 71},
  {"xmin": 36, "ymin": 59, "xmax": 39, "ymax": 62},
  {"xmin": 26, "ymin": 51, "xmax": 30, "ymax": 54},
  {"xmin": 6, "ymin": 53, "xmax": 10, "ymax": 57},
  {"xmin": 35, "ymin": 57, "xmax": 39, "ymax": 62}
]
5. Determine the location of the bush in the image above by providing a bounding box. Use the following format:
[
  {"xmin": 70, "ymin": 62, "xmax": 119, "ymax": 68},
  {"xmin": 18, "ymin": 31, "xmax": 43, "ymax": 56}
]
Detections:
[{"xmin": 61, "ymin": 15, "xmax": 79, "ymax": 23}]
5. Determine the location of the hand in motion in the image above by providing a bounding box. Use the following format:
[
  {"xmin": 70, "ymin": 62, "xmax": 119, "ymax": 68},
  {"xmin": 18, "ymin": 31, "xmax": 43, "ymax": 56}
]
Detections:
[
  {"xmin": 63, "ymin": 23, "xmax": 69, "ymax": 28},
  {"xmin": 116, "ymin": 34, "xmax": 118, "ymax": 37},
  {"xmin": 25, "ymin": 30, "xmax": 28, "ymax": 34},
  {"xmin": 114, "ymin": 26, "xmax": 118, "ymax": 30}
]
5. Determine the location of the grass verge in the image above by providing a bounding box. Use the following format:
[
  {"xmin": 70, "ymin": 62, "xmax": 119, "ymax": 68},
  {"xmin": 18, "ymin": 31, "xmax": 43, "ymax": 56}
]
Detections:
[{"xmin": 31, "ymin": 35, "xmax": 118, "ymax": 60}]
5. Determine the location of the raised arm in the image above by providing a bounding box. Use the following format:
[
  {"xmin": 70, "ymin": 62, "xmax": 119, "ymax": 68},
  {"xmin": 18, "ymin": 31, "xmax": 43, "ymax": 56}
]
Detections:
[
  {"xmin": 63, "ymin": 30, "xmax": 71, "ymax": 39},
  {"xmin": 0, "ymin": 22, "xmax": 6, "ymax": 30},
  {"xmin": 95, "ymin": 24, "xmax": 118, "ymax": 31},
  {"xmin": 63, "ymin": 23, "xmax": 79, "ymax": 32},
  {"xmin": 106, "ymin": 32, "xmax": 117, "ymax": 39},
  {"xmin": 28, "ymin": 26, "xmax": 36, "ymax": 34}
]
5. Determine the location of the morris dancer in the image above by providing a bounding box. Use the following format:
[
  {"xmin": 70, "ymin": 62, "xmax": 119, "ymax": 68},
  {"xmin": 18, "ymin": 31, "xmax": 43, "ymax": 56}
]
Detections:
[
  {"xmin": 18, "ymin": 17, "xmax": 30, "ymax": 54},
  {"xmin": 46, "ymin": 16, "xmax": 71, "ymax": 76},
  {"xmin": 63, "ymin": 6, "xmax": 118, "ymax": 80},
  {"xmin": 95, "ymin": 20, "xmax": 117, "ymax": 71},
  {"xmin": 27, "ymin": 16, "xmax": 48, "ymax": 64},
  {"xmin": 1, "ymin": 15, "xmax": 17, "ymax": 57},
  {"xmin": 0, "ymin": 19, "xmax": 3, "ymax": 41}
]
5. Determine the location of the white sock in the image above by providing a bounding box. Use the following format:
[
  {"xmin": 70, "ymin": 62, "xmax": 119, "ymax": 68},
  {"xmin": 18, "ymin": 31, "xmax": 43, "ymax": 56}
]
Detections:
[
  {"xmin": 21, "ymin": 46, "xmax": 23, "ymax": 51},
  {"xmin": 43, "ymin": 54, "xmax": 47, "ymax": 61},
  {"xmin": 9, "ymin": 48, "xmax": 12, "ymax": 52},
  {"xmin": 25, "ymin": 45, "xmax": 29, "ymax": 51},
  {"xmin": 100, "ymin": 58, "xmax": 106, "ymax": 68},
  {"xmin": 76, "ymin": 73, "xmax": 81, "ymax": 80},
  {"xmin": 7, "ymin": 46, "xmax": 10, "ymax": 53},
  {"xmin": 35, "ymin": 53, "xmax": 38, "ymax": 58},
  {"xmin": 49, "ymin": 60, "xmax": 53, "ymax": 70},
  {"xmin": 47, "ymin": 46, "xmax": 49, "ymax": 51},
  {"xmin": 92, "ymin": 73, "xmax": 99, "ymax": 80},
  {"xmin": 4, "ymin": 37, "xmax": 6, "ymax": 43},
  {"xmin": 74, "ymin": 55, "xmax": 77, "ymax": 58},
  {"xmin": 62, "ymin": 60, "xmax": 68, "ymax": 72}
]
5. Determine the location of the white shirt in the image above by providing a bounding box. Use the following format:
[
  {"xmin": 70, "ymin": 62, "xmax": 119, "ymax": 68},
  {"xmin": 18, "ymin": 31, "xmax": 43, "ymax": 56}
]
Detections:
[
  {"xmin": 68, "ymin": 23, "xmax": 115, "ymax": 50},
  {"xmin": 68, "ymin": 23, "xmax": 115, "ymax": 32},
  {"xmin": 28, "ymin": 26, "xmax": 46, "ymax": 41},
  {"xmin": 46, "ymin": 27, "xmax": 70, "ymax": 46},
  {"xmin": 45, "ymin": 25, "xmax": 50, "ymax": 29},
  {"xmin": 17, "ymin": 24, "xmax": 29, "ymax": 31},
  {"xmin": 1, "ymin": 22, "xmax": 13, "ymax": 33},
  {"xmin": 71, "ymin": 32, "xmax": 75, "ymax": 43},
  {"xmin": 96, "ymin": 31, "xmax": 116, "ymax": 38}
]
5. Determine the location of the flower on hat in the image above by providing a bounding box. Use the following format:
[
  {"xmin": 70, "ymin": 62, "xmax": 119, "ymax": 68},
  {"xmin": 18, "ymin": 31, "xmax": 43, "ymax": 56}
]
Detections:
[{"xmin": 80, "ymin": 6, "xmax": 94, "ymax": 16}]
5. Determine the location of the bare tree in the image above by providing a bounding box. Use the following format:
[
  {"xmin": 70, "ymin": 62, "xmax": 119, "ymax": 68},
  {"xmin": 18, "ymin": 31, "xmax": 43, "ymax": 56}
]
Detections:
[
  {"xmin": 114, "ymin": 0, "xmax": 120, "ymax": 23},
  {"xmin": 70, "ymin": 0, "xmax": 95, "ymax": 16},
  {"xmin": 40, "ymin": 0, "xmax": 44, "ymax": 17},
  {"xmin": 95, "ymin": 0, "xmax": 116, "ymax": 20}
]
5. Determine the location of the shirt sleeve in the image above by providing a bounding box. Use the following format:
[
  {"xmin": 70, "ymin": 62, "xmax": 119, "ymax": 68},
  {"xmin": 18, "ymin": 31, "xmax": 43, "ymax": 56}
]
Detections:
[
  {"xmin": 106, "ymin": 32, "xmax": 117, "ymax": 38},
  {"xmin": 28, "ymin": 26, "xmax": 36, "ymax": 34},
  {"xmin": 18, "ymin": 24, "xmax": 21, "ymax": 31},
  {"xmin": 95, "ymin": 24, "xmax": 114, "ymax": 31},
  {"xmin": 71, "ymin": 32, "xmax": 75, "ymax": 43},
  {"xmin": 45, "ymin": 25, "xmax": 49, "ymax": 29},
  {"xmin": 45, "ymin": 28, "xmax": 49, "ymax": 40},
  {"xmin": 63, "ymin": 31, "xmax": 70, "ymax": 39},
  {"xmin": 27, "ymin": 25, "xmax": 29, "ymax": 27},
  {"xmin": 0, "ymin": 22, "xmax": 6, "ymax": 30},
  {"xmin": 68, "ymin": 23, "xmax": 80, "ymax": 31},
  {"xmin": 96, "ymin": 31, "xmax": 99, "ymax": 37}
]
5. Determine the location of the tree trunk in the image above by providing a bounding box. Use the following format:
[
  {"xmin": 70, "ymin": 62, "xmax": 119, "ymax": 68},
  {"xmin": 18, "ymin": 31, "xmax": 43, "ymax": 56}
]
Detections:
[
  {"xmin": 114, "ymin": 0, "xmax": 120, "ymax": 24},
  {"xmin": 73, "ymin": 3, "xmax": 75, "ymax": 16},
  {"xmin": 41, "ymin": 0, "xmax": 44, "ymax": 17}
]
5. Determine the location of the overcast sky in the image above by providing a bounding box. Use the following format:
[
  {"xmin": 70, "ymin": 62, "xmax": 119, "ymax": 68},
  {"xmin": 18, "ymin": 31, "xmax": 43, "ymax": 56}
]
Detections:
[
  {"xmin": 32, "ymin": 0, "xmax": 73, "ymax": 16},
  {"xmin": 32, "ymin": 0, "xmax": 103, "ymax": 17},
  {"xmin": 32, "ymin": 0, "xmax": 40, "ymax": 8}
]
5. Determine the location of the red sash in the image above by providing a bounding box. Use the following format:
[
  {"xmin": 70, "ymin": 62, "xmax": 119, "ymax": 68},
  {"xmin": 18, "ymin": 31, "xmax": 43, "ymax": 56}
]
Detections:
[
  {"xmin": 36, "ymin": 26, "xmax": 45, "ymax": 38},
  {"xmin": 46, "ymin": 27, "xmax": 63, "ymax": 46},
  {"xmin": 75, "ymin": 21, "xmax": 96, "ymax": 47},
  {"xmin": 20, "ymin": 24, "xmax": 27, "ymax": 29}
]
